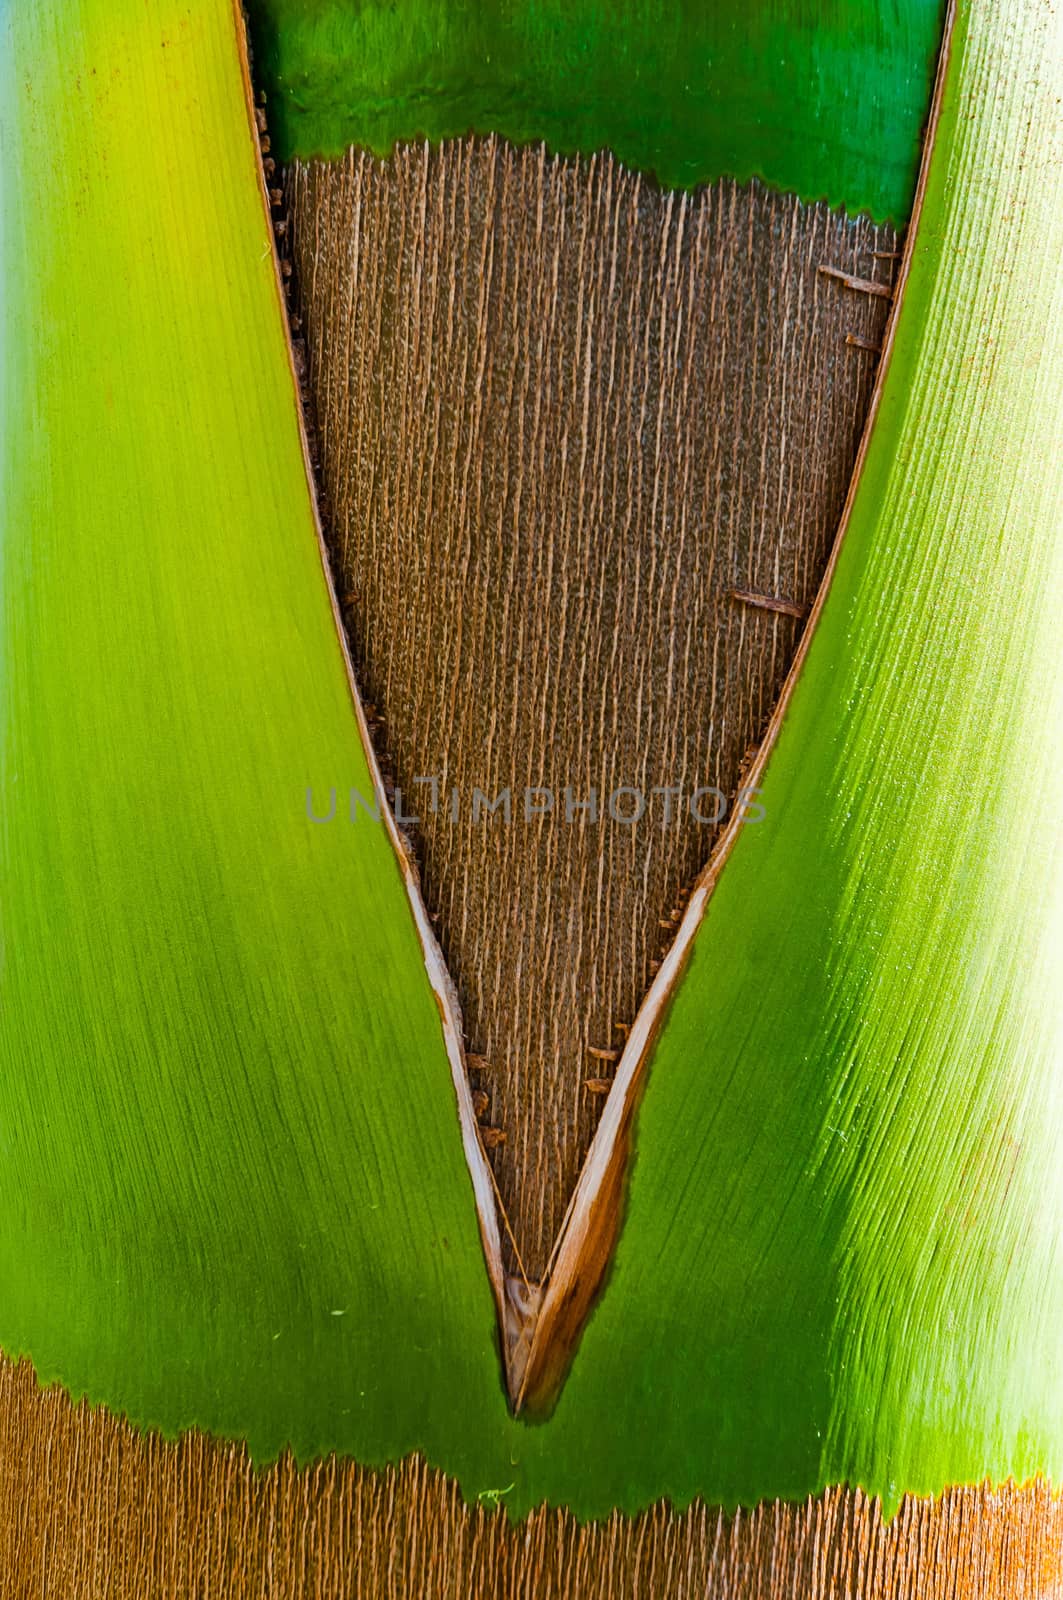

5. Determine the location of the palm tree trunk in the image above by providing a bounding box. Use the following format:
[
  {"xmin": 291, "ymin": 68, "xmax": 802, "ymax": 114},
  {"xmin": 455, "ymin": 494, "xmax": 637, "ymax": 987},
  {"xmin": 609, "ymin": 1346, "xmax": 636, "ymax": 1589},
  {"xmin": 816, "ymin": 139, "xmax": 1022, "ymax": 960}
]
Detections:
[{"xmin": 3, "ymin": 1357, "xmax": 1060, "ymax": 1598}]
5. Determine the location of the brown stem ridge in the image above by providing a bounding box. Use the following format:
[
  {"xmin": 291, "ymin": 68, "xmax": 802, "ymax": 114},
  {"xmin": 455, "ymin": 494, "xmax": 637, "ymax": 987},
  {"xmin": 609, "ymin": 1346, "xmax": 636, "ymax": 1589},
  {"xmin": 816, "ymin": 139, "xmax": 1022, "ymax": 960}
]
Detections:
[{"xmin": 1, "ymin": 1356, "xmax": 1059, "ymax": 1600}]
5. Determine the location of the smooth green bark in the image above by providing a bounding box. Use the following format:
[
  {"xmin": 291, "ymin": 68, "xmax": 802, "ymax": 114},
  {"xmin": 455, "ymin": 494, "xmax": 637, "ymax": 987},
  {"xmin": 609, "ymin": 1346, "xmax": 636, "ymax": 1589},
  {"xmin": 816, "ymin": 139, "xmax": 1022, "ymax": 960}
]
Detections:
[{"xmin": 245, "ymin": 0, "xmax": 945, "ymax": 222}]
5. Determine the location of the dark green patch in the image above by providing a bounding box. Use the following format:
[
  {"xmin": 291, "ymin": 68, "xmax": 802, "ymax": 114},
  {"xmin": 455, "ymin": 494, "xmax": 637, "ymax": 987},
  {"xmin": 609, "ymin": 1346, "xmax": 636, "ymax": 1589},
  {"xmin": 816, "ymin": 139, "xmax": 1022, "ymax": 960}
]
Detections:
[{"xmin": 245, "ymin": 0, "xmax": 945, "ymax": 223}]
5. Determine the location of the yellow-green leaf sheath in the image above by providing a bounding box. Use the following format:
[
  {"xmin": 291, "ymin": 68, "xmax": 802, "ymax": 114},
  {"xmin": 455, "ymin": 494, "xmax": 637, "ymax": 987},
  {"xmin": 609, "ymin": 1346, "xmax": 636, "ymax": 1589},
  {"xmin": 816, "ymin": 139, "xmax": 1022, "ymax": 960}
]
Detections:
[
  {"xmin": 526, "ymin": 0, "xmax": 1063, "ymax": 1518},
  {"xmin": 0, "ymin": 0, "xmax": 509, "ymax": 1479},
  {"xmin": 1, "ymin": 0, "xmax": 1059, "ymax": 1524}
]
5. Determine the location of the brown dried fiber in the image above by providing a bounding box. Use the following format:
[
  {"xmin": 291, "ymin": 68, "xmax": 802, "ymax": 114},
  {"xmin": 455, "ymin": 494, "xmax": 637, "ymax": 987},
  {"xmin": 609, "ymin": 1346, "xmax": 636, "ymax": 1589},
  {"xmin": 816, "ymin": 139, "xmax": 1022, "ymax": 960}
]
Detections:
[
  {"xmin": 284, "ymin": 140, "xmax": 897, "ymax": 1280},
  {"xmin": 0, "ymin": 1357, "xmax": 1059, "ymax": 1598}
]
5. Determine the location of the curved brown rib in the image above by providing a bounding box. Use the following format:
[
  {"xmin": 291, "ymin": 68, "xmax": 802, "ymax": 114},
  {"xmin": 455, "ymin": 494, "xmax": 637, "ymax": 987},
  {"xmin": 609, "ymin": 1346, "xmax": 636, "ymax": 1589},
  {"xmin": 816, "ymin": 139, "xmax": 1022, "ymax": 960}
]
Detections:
[{"xmin": 1, "ymin": 1357, "xmax": 1059, "ymax": 1600}]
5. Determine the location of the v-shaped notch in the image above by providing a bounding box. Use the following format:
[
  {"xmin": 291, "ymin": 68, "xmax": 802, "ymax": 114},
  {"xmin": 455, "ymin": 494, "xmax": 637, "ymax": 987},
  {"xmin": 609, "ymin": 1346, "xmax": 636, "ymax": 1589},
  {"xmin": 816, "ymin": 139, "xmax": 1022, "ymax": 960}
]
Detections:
[{"xmin": 254, "ymin": 101, "xmax": 918, "ymax": 1409}]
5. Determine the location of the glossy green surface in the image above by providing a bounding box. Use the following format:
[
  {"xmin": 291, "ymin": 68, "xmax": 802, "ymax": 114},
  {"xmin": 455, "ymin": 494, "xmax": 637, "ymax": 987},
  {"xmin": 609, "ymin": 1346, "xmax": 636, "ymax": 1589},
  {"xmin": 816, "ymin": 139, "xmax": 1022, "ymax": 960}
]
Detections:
[
  {"xmin": 526, "ymin": 0, "xmax": 1063, "ymax": 1516},
  {"xmin": 245, "ymin": 0, "xmax": 945, "ymax": 223},
  {"xmin": 2, "ymin": 0, "xmax": 1060, "ymax": 1521},
  {"xmin": 0, "ymin": 0, "xmax": 508, "ymax": 1478}
]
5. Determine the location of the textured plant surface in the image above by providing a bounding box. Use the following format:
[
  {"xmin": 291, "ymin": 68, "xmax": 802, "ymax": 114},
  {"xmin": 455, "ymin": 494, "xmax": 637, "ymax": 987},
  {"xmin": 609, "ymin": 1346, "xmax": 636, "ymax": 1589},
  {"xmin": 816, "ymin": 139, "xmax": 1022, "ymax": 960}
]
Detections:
[{"xmin": 0, "ymin": 0, "xmax": 1059, "ymax": 1528}]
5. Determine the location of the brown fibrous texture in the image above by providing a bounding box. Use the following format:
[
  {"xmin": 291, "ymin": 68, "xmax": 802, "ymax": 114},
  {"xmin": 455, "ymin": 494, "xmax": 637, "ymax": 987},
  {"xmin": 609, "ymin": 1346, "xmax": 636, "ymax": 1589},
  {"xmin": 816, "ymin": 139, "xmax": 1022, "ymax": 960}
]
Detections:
[
  {"xmin": 284, "ymin": 138, "xmax": 898, "ymax": 1279},
  {"xmin": 0, "ymin": 1358, "xmax": 1058, "ymax": 1599}
]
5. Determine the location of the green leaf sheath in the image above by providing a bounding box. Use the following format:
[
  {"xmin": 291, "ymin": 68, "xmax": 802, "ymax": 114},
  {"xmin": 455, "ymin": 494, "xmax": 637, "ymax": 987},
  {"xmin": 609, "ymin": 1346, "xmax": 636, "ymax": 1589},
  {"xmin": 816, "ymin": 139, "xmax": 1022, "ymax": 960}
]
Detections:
[
  {"xmin": 530, "ymin": 0, "xmax": 1063, "ymax": 1519},
  {"xmin": 0, "ymin": 0, "xmax": 508, "ymax": 1480},
  {"xmin": 244, "ymin": 0, "xmax": 945, "ymax": 224},
  {"xmin": 2, "ymin": 0, "xmax": 1060, "ymax": 1521}
]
